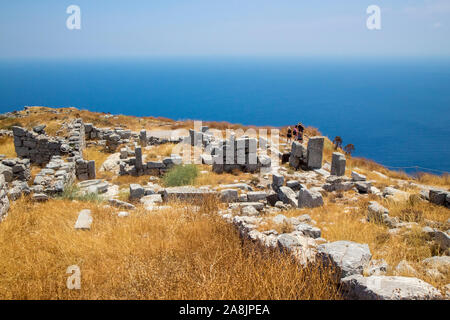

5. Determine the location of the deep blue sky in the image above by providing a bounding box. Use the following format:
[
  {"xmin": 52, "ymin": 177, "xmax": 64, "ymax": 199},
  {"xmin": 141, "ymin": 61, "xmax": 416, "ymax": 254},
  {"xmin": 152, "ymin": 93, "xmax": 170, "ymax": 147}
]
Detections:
[{"xmin": 1, "ymin": 0, "xmax": 450, "ymax": 58}]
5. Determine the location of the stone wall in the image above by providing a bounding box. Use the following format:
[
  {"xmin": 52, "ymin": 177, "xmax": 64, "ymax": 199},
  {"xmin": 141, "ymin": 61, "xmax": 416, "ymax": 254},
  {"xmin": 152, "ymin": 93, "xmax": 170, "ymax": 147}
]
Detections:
[
  {"xmin": 84, "ymin": 123, "xmax": 132, "ymax": 152},
  {"xmin": 75, "ymin": 158, "xmax": 96, "ymax": 181},
  {"xmin": 211, "ymin": 136, "xmax": 271, "ymax": 174},
  {"xmin": 32, "ymin": 156, "xmax": 76, "ymax": 195},
  {"xmin": 119, "ymin": 146, "xmax": 182, "ymax": 176},
  {"xmin": 0, "ymin": 158, "xmax": 31, "ymax": 182},
  {"xmin": 12, "ymin": 126, "xmax": 67, "ymax": 165}
]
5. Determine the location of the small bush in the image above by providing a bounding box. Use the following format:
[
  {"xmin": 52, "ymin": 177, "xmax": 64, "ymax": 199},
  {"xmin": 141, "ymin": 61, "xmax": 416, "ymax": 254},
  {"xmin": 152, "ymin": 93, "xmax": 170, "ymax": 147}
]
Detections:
[
  {"xmin": 163, "ymin": 164, "xmax": 199, "ymax": 187},
  {"xmin": 57, "ymin": 185, "xmax": 103, "ymax": 203}
]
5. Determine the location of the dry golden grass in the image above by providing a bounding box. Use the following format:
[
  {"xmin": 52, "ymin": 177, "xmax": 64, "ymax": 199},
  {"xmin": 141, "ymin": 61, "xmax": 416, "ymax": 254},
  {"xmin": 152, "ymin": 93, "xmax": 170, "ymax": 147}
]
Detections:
[
  {"xmin": 0, "ymin": 136, "xmax": 17, "ymax": 158},
  {"xmin": 143, "ymin": 144, "xmax": 175, "ymax": 160},
  {"xmin": 0, "ymin": 197, "xmax": 340, "ymax": 300},
  {"xmin": 83, "ymin": 146, "xmax": 110, "ymax": 171},
  {"xmin": 275, "ymin": 192, "xmax": 450, "ymax": 291},
  {"xmin": 195, "ymin": 170, "xmax": 254, "ymax": 187},
  {"xmin": 417, "ymin": 173, "xmax": 450, "ymax": 188}
]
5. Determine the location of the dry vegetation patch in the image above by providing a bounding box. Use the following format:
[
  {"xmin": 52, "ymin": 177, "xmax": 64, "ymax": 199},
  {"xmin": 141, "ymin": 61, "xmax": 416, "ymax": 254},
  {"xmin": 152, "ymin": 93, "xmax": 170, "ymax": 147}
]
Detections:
[{"xmin": 0, "ymin": 198, "xmax": 340, "ymax": 300}]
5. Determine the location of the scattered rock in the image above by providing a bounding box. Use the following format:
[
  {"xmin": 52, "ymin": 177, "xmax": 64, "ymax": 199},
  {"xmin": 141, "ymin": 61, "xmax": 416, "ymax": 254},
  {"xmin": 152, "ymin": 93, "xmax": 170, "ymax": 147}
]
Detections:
[
  {"xmin": 317, "ymin": 240, "xmax": 372, "ymax": 278},
  {"xmin": 108, "ymin": 199, "xmax": 136, "ymax": 210},
  {"xmin": 74, "ymin": 209, "xmax": 93, "ymax": 230},
  {"xmin": 341, "ymin": 275, "xmax": 442, "ymax": 300},
  {"xmin": 298, "ymin": 188, "xmax": 323, "ymax": 208}
]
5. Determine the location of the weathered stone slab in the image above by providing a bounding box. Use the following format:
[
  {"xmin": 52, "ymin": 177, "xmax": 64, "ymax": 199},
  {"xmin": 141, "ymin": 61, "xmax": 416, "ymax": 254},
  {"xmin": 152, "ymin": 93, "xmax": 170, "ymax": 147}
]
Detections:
[
  {"xmin": 277, "ymin": 186, "xmax": 297, "ymax": 207},
  {"xmin": 351, "ymin": 171, "xmax": 366, "ymax": 181},
  {"xmin": 74, "ymin": 209, "xmax": 93, "ymax": 230},
  {"xmin": 341, "ymin": 275, "xmax": 442, "ymax": 300},
  {"xmin": 247, "ymin": 191, "xmax": 267, "ymax": 202},
  {"xmin": 272, "ymin": 173, "xmax": 284, "ymax": 189},
  {"xmin": 306, "ymin": 136, "xmax": 324, "ymax": 169},
  {"xmin": 129, "ymin": 184, "xmax": 145, "ymax": 200},
  {"xmin": 108, "ymin": 199, "xmax": 136, "ymax": 210},
  {"xmin": 298, "ymin": 188, "xmax": 323, "ymax": 208},
  {"xmin": 331, "ymin": 152, "xmax": 346, "ymax": 176},
  {"xmin": 162, "ymin": 186, "xmax": 216, "ymax": 202},
  {"xmin": 220, "ymin": 189, "xmax": 238, "ymax": 202},
  {"xmin": 317, "ymin": 241, "xmax": 372, "ymax": 278}
]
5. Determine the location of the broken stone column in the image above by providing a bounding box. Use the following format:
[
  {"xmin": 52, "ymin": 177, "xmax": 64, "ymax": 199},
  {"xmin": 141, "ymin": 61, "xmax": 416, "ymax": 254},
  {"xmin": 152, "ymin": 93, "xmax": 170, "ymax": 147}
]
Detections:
[
  {"xmin": 331, "ymin": 152, "xmax": 346, "ymax": 176},
  {"xmin": 135, "ymin": 146, "xmax": 143, "ymax": 172},
  {"xmin": 306, "ymin": 136, "xmax": 324, "ymax": 169},
  {"xmin": 139, "ymin": 130, "xmax": 147, "ymax": 147},
  {"xmin": 87, "ymin": 160, "xmax": 96, "ymax": 179}
]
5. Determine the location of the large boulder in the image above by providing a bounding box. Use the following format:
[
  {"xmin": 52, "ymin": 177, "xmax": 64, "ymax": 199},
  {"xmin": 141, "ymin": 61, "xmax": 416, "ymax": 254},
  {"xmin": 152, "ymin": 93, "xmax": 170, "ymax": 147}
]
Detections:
[
  {"xmin": 247, "ymin": 191, "xmax": 267, "ymax": 202},
  {"xmin": 294, "ymin": 223, "xmax": 321, "ymax": 239},
  {"xmin": 272, "ymin": 173, "xmax": 284, "ymax": 190},
  {"xmin": 298, "ymin": 188, "xmax": 323, "ymax": 208},
  {"xmin": 220, "ymin": 189, "xmax": 238, "ymax": 202},
  {"xmin": 129, "ymin": 184, "xmax": 145, "ymax": 201},
  {"xmin": 341, "ymin": 275, "xmax": 442, "ymax": 300},
  {"xmin": 277, "ymin": 186, "xmax": 297, "ymax": 207},
  {"xmin": 429, "ymin": 189, "xmax": 449, "ymax": 207},
  {"xmin": 317, "ymin": 241, "xmax": 372, "ymax": 278},
  {"xmin": 100, "ymin": 152, "xmax": 121, "ymax": 174}
]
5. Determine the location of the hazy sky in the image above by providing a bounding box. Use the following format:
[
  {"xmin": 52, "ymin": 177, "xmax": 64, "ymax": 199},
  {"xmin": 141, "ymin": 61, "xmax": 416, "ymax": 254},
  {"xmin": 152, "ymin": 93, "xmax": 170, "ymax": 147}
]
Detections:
[{"xmin": 1, "ymin": 0, "xmax": 449, "ymax": 58}]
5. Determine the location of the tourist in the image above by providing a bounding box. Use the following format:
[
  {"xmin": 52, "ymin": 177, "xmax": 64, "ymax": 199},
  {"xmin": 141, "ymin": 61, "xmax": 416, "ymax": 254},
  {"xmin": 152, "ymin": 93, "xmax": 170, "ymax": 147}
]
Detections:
[
  {"xmin": 292, "ymin": 125, "xmax": 298, "ymax": 144},
  {"xmin": 287, "ymin": 126, "xmax": 292, "ymax": 143},
  {"xmin": 297, "ymin": 123, "xmax": 304, "ymax": 143}
]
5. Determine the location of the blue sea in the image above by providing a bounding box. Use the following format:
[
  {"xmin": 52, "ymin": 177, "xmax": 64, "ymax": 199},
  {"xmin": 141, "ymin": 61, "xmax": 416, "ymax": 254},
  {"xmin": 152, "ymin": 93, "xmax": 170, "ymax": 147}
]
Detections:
[{"xmin": 0, "ymin": 57, "xmax": 449, "ymax": 174}]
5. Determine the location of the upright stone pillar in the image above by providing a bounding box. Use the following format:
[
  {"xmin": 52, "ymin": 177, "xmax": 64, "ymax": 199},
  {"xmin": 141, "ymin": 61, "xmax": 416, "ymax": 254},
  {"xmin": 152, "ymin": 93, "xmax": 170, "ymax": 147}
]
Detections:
[
  {"xmin": 306, "ymin": 136, "xmax": 324, "ymax": 169},
  {"xmin": 135, "ymin": 146, "xmax": 143, "ymax": 171},
  {"xmin": 331, "ymin": 152, "xmax": 346, "ymax": 176},
  {"xmin": 87, "ymin": 160, "xmax": 96, "ymax": 179},
  {"xmin": 139, "ymin": 130, "xmax": 147, "ymax": 147}
]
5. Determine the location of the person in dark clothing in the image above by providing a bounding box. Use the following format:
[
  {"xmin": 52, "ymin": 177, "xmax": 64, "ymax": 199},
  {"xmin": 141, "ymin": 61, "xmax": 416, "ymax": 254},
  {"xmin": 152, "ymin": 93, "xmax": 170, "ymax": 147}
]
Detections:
[
  {"xmin": 297, "ymin": 123, "xmax": 304, "ymax": 142},
  {"xmin": 287, "ymin": 126, "xmax": 292, "ymax": 143},
  {"xmin": 293, "ymin": 126, "xmax": 298, "ymax": 142}
]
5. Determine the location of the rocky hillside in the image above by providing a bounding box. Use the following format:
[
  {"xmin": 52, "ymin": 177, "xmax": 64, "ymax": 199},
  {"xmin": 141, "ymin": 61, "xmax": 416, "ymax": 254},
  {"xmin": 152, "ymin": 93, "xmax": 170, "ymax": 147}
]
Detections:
[{"xmin": 0, "ymin": 106, "xmax": 448, "ymax": 300}]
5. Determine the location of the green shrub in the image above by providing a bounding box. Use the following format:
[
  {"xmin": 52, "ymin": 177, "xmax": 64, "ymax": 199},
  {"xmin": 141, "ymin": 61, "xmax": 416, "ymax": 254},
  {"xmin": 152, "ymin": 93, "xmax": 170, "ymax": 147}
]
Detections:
[
  {"xmin": 163, "ymin": 164, "xmax": 199, "ymax": 187},
  {"xmin": 57, "ymin": 185, "xmax": 103, "ymax": 203}
]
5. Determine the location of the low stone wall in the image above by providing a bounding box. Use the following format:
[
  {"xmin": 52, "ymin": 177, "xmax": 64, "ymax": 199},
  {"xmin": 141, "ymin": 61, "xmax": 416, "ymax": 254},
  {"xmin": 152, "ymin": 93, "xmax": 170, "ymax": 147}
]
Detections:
[
  {"xmin": 12, "ymin": 126, "xmax": 67, "ymax": 164},
  {"xmin": 67, "ymin": 119, "xmax": 85, "ymax": 157},
  {"xmin": 75, "ymin": 158, "xmax": 96, "ymax": 181},
  {"xmin": 32, "ymin": 156, "xmax": 76, "ymax": 195},
  {"xmin": 0, "ymin": 158, "xmax": 31, "ymax": 182},
  {"xmin": 211, "ymin": 136, "xmax": 271, "ymax": 174},
  {"xmin": 119, "ymin": 146, "xmax": 182, "ymax": 176},
  {"xmin": 84, "ymin": 123, "xmax": 133, "ymax": 152}
]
